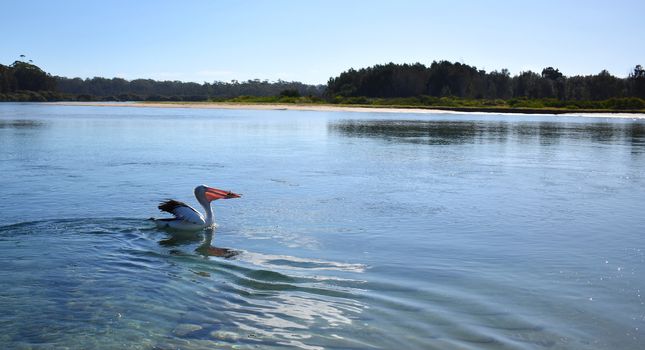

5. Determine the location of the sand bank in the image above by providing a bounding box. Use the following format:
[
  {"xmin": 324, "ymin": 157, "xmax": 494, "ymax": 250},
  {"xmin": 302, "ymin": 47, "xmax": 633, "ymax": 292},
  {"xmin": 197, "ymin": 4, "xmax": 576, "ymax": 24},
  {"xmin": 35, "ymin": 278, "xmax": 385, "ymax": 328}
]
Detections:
[{"xmin": 47, "ymin": 101, "xmax": 645, "ymax": 119}]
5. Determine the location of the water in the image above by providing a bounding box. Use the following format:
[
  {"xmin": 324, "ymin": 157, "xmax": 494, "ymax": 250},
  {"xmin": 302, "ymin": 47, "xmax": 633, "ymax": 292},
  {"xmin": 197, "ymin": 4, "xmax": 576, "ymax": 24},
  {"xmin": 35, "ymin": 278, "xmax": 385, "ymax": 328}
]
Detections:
[{"xmin": 1, "ymin": 103, "xmax": 644, "ymax": 349}]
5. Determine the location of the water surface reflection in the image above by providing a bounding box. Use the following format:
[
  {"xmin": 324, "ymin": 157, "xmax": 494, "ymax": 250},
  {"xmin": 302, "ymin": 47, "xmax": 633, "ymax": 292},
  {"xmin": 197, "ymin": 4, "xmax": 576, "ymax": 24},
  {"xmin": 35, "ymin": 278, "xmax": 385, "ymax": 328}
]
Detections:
[
  {"xmin": 2, "ymin": 105, "xmax": 645, "ymax": 349},
  {"xmin": 0, "ymin": 119, "xmax": 45, "ymax": 129},
  {"xmin": 329, "ymin": 119, "xmax": 645, "ymax": 151}
]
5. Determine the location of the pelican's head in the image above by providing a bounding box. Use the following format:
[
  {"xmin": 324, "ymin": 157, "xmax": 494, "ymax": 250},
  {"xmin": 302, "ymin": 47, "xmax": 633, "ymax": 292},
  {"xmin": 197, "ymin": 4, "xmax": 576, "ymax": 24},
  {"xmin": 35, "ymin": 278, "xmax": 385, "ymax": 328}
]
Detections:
[{"xmin": 195, "ymin": 185, "xmax": 241, "ymax": 203}]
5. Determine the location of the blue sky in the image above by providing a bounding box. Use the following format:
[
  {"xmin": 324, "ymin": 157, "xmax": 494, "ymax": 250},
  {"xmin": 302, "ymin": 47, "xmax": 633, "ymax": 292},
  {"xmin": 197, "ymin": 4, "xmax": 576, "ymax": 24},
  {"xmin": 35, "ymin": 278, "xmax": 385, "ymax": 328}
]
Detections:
[{"xmin": 1, "ymin": 0, "xmax": 643, "ymax": 84}]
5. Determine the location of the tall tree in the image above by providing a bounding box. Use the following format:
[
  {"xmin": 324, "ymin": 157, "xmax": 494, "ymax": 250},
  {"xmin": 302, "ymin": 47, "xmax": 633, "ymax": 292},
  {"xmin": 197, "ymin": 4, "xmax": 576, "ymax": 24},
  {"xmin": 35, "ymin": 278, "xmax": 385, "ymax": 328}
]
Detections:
[
  {"xmin": 630, "ymin": 65, "xmax": 645, "ymax": 98},
  {"xmin": 11, "ymin": 61, "xmax": 56, "ymax": 91}
]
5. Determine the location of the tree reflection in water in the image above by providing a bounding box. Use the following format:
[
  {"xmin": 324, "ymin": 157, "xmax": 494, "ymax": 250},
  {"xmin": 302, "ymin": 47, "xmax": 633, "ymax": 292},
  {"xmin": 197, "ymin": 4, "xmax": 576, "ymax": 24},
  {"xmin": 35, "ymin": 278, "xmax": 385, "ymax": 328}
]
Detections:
[{"xmin": 329, "ymin": 119, "xmax": 645, "ymax": 152}]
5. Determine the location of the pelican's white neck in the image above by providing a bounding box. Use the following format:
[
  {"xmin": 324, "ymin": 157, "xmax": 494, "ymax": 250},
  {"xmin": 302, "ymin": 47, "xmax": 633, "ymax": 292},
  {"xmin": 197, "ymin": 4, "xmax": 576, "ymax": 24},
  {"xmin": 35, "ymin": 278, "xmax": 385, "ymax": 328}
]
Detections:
[
  {"xmin": 203, "ymin": 201, "xmax": 214, "ymax": 226},
  {"xmin": 196, "ymin": 188, "xmax": 214, "ymax": 226}
]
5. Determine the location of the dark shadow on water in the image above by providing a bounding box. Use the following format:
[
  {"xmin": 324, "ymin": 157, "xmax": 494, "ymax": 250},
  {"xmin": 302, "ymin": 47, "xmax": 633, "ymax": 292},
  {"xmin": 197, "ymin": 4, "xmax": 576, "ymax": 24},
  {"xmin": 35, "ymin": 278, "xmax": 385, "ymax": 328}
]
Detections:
[
  {"xmin": 158, "ymin": 227, "xmax": 239, "ymax": 259},
  {"xmin": 195, "ymin": 228, "xmax": 239, "ymax": 259},
  {"xmin": 329, "ymin": 119, "xmax": 503, "ymax": 145},
  {"xmin": 158, "ymin": 230, "xmax": 203, "ymax": 246},
  {"xmin": 329, "ymin": 119, "xmax": 645, "ymax": 152},
  {"xmin": 0, "ymin": 119, "xmax": 45, "ymax": 129}
]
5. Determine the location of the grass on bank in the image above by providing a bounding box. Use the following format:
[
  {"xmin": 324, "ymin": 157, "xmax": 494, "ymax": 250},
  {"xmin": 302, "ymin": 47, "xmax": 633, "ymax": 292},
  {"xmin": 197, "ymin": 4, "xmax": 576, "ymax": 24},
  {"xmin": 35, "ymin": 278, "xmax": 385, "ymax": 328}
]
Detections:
[{"xmin": 209, "ymin": 95, "xmax": 645, "ymax": 113}]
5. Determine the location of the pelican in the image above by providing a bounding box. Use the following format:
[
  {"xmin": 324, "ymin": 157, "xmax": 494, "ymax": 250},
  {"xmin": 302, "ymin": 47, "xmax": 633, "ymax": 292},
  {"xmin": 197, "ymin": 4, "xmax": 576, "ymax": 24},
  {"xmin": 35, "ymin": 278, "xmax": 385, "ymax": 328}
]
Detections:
[{"xmin": 152, "ymin": 185, "xmax": 241, "ymax": 231}]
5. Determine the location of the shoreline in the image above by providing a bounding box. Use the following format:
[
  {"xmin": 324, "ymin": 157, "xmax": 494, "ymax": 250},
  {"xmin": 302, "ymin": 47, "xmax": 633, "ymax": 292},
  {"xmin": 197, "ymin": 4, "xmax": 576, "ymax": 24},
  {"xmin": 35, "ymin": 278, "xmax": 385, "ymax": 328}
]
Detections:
[{"xmin": 44, "ymin": 101, "xmax": 645, "ymax": 119}]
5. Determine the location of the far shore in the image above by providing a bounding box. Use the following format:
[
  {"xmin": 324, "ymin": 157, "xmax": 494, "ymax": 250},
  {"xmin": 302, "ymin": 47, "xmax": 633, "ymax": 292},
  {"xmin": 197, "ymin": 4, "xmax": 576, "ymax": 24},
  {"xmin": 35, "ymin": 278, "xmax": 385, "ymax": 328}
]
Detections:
[{"xmin": 45, "ymin": 101, "xmax": 645, "ymax": 119}]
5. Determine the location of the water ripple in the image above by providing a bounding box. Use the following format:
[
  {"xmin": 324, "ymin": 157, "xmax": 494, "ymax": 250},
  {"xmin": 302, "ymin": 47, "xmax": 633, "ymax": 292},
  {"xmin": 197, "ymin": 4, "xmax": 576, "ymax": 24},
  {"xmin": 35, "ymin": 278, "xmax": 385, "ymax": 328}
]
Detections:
[
  {"xmin": 2, "ymin": 217, "xmax": 642, "ymax": 349},
  {"xmin": 0, "ymin": 218, "xmax": 372, "ymax": 349}
]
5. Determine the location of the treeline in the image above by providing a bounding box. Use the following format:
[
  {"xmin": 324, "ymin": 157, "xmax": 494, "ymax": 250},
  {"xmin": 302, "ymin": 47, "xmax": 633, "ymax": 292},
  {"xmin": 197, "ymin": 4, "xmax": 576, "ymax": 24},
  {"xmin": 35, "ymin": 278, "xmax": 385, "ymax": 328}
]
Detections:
[
  {"xmin": 55, "ymin": 77, "xmax": 325, "ymax": 101},
  {"xmin": 0, "ymin": 60, "xmax": 324, "ymax": 102},
  {"xmin": 2, "ymin": 59, "xmax": 645, "ymax": 111},
  {"xmin": 326, "ymin": 61, "xmax": 645, "ymax": 102},
  {"xmin": 0, "ymin": 61, "xmax": 58, "ymax": 101}
]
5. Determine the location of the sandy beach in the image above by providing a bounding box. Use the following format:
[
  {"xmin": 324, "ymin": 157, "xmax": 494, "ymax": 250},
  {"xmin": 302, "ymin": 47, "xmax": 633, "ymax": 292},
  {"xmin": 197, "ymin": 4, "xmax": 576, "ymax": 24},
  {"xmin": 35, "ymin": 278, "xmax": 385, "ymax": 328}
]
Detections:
[
  {"xmin": 47, "ymin": 101, "xmax": 645, "ymax": 119},
  {"xmin": 47, "ymin": 101, "xmax": 463, "ymax": 114}
]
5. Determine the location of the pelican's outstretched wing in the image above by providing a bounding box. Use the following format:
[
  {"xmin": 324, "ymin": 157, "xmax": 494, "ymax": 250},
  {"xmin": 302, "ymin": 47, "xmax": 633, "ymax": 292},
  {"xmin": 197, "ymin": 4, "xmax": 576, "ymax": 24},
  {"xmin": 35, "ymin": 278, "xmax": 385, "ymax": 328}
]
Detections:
[{"xmin": 158, "ymin": 199, "xmax": 205, "ymax": 225}]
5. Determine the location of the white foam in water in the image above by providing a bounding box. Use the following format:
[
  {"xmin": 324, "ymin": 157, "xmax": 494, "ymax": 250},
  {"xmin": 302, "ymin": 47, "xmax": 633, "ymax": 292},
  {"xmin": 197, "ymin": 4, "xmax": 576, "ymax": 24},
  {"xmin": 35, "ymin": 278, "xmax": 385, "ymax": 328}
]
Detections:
[{"xmin": 239, "ymin": 251, "xmax": 367, "ymax": 273}]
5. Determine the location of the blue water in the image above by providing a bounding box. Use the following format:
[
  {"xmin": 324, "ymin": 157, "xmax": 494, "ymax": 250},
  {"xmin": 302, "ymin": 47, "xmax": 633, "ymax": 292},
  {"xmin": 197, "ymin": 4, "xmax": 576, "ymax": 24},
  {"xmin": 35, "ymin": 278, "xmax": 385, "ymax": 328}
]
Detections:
[{"xmin": 1, "ymin": 103, "xmax": 644, "ymax": 349}]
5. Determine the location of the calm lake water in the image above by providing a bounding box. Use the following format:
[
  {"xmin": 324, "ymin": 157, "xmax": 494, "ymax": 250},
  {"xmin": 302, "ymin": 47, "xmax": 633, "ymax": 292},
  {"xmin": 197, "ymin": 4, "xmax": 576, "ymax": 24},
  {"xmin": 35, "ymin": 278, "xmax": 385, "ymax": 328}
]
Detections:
[{"xmin": 1, "ymin": 103, "xmax": 644, "ymax": 349}]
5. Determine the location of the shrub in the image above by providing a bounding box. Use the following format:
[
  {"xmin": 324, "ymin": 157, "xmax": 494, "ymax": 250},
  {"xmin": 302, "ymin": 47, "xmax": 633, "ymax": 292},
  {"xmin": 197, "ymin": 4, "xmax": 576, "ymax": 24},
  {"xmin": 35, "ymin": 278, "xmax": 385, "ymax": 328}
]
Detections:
[
  {"xmin": 279, "ymin": 89, "xmax": 300, "ymax": 98},
  {"xmin": 604, "ymin": 97, "xmax": 645, "ymax": 110}
]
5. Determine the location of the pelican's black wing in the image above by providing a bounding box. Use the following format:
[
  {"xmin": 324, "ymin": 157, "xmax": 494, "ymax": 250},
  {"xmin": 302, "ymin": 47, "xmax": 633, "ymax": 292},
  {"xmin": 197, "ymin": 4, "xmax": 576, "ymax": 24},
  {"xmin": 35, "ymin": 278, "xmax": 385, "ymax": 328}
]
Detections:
[{"xmin": 158, "ymin": 199, "xmax": 205, "ymax": 224}]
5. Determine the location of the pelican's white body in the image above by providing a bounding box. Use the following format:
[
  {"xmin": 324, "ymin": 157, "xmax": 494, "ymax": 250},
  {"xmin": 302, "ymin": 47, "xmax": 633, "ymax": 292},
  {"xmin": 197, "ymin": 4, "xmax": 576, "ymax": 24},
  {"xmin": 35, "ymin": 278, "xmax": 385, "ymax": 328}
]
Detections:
[
  {"xmin": 154, "ymin": 212, "xmax": 215, "ymax": 231},
  {"xmin": 153, "ymin": 186, "xmax": 216, "ymax": 231}
]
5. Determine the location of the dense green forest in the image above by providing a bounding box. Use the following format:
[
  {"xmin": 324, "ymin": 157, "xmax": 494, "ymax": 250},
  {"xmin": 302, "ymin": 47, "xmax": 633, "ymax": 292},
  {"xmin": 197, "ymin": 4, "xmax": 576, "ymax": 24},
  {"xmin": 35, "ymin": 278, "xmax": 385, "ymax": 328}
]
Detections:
[
  {"xmin": 323, "ymin": 61, "xmax": 645, "ymax": 111},
  {"xmin": 1, "ymin": 58, "xmax": 645, "ymax": 111},
  {"xmin": 327, "ymin": 62, "xmax": 645, "ymax": 103},
  {"xmin": 0, "ymin": 60, "xmax": 324, "ymax": 102},
  {"xmin": 0, "ymin": 60, "xmax": 58, "ymax": 101},
  {"xmin": 55, "ymin": 77, "xmax": 324, "ymax": 101}
]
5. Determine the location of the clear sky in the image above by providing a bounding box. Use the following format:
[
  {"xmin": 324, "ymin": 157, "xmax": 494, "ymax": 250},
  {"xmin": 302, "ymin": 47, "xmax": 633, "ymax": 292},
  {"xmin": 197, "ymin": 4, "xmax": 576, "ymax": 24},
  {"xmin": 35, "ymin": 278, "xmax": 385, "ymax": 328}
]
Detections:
[{"xmin": 1, "ymin": 0, "xmax": 643, "ymax": 84}]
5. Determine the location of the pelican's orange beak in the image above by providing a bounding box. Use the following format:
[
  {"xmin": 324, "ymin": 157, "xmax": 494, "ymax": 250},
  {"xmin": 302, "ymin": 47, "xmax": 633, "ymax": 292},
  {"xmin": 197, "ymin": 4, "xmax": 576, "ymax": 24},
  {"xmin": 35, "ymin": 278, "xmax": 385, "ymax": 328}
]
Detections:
[{"xmin": 204, "ymin": 187, "xmax": 241, "ymax": 201}]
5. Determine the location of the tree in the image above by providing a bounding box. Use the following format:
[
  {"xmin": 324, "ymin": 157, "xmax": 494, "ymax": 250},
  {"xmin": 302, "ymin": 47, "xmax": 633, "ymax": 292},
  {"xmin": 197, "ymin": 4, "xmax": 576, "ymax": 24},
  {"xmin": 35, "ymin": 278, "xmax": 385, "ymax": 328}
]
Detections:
[
  {"xmin": 279, "ymin": 89, "xmax": 300, "ymax": 97},
  {"xmin": 631, "ymin": 65, "xmax": 645, "ymax": 79},
  {"xmin": 487, "ymin": 69, "xmax": 512, "ymax": 99},
  {"xmin": 0, "ymin": 64, "xmax": 16, "ymax": 93},
  {"xmin": 588, "ymin": 70, "xmax": 623, "ymax": 100},
  {"xmin": 512, "ymin": 71, "xmax": 541, "ymax": 98},
  {"xmin": 11, "ymin": 61, "xmax": 56, "ymax": 91},
  {"xmin": 541, "ymin": 67, "xmax": 565, "ymax": 99},
  {"xmin": 630, "ymin": 65, "xmax": 645, "ymax": 98},
  {"xmin": 541, "ymin": 67, "xmax": 563, "ymax": 80}
]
